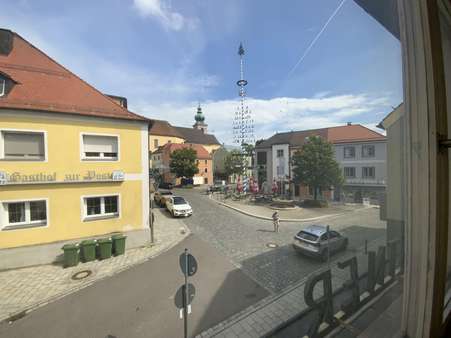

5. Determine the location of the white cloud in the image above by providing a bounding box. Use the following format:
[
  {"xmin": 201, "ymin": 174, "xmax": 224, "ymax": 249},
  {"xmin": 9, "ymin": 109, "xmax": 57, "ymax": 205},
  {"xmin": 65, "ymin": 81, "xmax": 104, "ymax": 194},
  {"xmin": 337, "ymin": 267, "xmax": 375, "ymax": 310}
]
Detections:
[
  {"xmin": 130, "ymin": 93, "xmax": 390, "ymax": 145},
  {"xmin": 132, "ymin": 0, "xmax": 197, "ymax": 31}
]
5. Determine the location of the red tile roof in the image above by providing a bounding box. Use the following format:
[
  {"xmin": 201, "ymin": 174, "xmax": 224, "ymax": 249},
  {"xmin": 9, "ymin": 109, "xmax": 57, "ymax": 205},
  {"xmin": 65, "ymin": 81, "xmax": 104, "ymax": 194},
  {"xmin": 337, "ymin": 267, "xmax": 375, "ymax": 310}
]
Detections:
[
  {"xmin": 157, "ymin": 143, "xmax": 211, "ymax": 159},
  {"xmin": 0, "ymin": 29, "xmax": 147, "ymax": 122},
  {"xmin": 256, "ymin": 124, "xmax": 386, "ymax": 148}
]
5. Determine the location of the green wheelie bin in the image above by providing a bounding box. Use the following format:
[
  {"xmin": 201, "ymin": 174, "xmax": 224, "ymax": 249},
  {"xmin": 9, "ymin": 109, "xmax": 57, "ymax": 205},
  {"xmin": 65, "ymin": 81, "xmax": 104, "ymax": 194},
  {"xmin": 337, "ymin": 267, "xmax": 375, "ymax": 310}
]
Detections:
[
  {"xmin": 62, "ymin": 244, "xmax": 79, "ymax": 268},
  {"xmin": 80, "ymin": 240, "xmax": 96, "ymax": 262},
  {"xmin": 111, "ymin": 234, "xmax": 126, "ymax": 256},
  {"xmin": 97, "ymin": 238, "xmax": 113, "ymax": 260}
]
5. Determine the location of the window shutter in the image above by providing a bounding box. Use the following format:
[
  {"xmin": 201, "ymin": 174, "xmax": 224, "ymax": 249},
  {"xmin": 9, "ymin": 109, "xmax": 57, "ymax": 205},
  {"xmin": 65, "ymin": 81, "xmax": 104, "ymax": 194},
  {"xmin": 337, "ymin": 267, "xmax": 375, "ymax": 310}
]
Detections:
[
  {"xmin": 4, "ymin": 132, "xmax": 44, "ymax": 156},
  {"xmin": 83, "ymin": 135, "xmax": 118, "ymax": 153}
]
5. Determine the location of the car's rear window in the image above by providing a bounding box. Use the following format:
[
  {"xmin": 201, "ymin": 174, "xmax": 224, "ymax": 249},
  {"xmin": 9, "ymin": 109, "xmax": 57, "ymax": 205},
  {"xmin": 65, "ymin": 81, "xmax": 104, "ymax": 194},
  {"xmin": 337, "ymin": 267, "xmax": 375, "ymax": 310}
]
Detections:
[
  {"xmin": 173, "ymin": 197, "xmax": 186, "ymax": 205},
  {"xmin": 297, "ymin": 231, "xmax": 319, "ymax": 242}
]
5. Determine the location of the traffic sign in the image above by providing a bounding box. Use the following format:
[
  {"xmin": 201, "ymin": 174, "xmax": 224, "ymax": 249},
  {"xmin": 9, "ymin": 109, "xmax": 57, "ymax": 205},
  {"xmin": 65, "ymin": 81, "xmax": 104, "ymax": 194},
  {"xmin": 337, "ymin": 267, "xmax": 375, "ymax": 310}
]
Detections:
[
  {"xmin": 179, "ymin": 253, "xmax": 198, "ymax": 277},
  {"xmin": 174, "ymin": 283, "xmax": 196, "ymax": 309}
]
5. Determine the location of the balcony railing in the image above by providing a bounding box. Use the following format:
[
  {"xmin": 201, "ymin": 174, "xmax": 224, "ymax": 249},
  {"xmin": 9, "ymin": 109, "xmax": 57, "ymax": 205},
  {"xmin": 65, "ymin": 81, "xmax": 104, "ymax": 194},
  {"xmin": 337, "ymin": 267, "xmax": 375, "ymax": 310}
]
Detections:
[{"xmin": 344, "ymin": 178, "xmax": 386, "ymax": 186}]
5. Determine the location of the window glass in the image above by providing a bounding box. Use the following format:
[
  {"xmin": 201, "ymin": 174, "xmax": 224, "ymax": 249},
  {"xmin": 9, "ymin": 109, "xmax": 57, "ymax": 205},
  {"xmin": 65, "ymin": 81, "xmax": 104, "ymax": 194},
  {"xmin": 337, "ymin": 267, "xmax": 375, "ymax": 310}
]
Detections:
[
  {"xmin": 3, "ymin": 131, "xmax": 45, "ymax": 159},
  {"xmin": 257, "ymin": 151, "xmax": 267, "ymax": 164},
  {"xmin": 30, "ymin": 201, "xmax": 46, "ymax": 221},
  {"xmin": 277, "ymin": 149, "xmax": 284, "ymax": 157},
  {"xmin": 362, "ymin": 145, "xmax": 375, "ymax": 157},
  {"xmin": 8, "ymin": 202, "xmax": 25, "ymax": 223},
  {"xmin": 344, "ymin": 167, "xmax": 356, "ymax": 178},
  {"xmin": 154, "ymin": 139, "xmax": 158, "ymax": 148},
  {"xmin": 104, "ymin": 196, "xmax": 118, "ymax": 214},
  {"xmin": 86, "ymin": 197, "xmax": 101, "ymax": 215},
  {"xmin": 0, "ymin": 78, "xmax": 5, "ymax": 96},
  {"xmin": 344, "ymin": 146, "xmax": 355, "ymax": 158},
  {"xmin": 362, "ymin": 166, "xmax": 375, "ymax": 178}
]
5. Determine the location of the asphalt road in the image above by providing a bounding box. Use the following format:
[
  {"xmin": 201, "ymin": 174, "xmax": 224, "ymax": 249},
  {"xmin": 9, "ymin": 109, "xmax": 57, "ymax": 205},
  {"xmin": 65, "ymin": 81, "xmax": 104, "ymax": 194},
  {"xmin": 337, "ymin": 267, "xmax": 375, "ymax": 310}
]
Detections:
[
  {"xmin": 174, "ymin": 188, "xmax": 387, "ymax": 293},
  {"xmin": 0, "ymin": 235, "xmax": 269, "ymax": 338}
]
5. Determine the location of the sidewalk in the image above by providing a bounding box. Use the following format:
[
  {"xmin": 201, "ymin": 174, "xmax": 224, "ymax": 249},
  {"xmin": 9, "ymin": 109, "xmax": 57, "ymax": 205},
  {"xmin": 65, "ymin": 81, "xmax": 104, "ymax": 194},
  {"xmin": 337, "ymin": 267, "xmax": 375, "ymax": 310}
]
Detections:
[
  {"xmin": 0, "ymin": 209, "xmax": 189, "ymax": 323},
  {"xmin": 195, "ymin": 236, "xmax": 386, "ymax": 338},
  {"xmin": 212, "ymin": 194, "xmax": 369, "ymax": 222}
]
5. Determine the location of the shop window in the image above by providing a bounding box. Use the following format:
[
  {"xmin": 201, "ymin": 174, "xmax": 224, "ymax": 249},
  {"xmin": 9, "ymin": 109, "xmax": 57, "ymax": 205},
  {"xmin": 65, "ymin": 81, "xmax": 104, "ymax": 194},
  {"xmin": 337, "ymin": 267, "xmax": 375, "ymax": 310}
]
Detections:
[
  {"xmin": 82, "ymin": 134, "xmax": 118, "ymax": 161},
  {"xmin": 1, "ymin": 199, "xmax": 47, "ymax": 230},
  {"xmin": 83, "ymin": 195, "xmax": 119, "ymax": 220},
  {"xmin": 1, "ymin": 130, "xmax": 45, "ymax": 160}
]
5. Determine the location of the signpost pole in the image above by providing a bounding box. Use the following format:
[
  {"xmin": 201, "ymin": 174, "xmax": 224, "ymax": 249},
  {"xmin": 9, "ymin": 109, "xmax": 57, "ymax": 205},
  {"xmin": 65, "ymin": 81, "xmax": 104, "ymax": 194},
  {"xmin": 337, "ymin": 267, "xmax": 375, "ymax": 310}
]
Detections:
[
  {"xmin": 183, "ymin": 248, "xmax": 188, "ymax": 338},
  {"xmin": 327, "ymin": 225, "xmax": 331, "ymax": 268},
  {"xmin": 150, "ymin": 198, "xmax": 154, "ymax": 244}
]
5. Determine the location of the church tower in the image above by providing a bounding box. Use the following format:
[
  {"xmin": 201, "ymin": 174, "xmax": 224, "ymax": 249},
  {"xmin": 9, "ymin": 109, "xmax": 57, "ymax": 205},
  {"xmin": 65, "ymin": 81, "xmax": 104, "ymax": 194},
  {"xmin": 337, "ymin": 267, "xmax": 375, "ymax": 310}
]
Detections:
[{"xmin": 193, "ymin": 103, "xmax": 208, "ymax": 133}]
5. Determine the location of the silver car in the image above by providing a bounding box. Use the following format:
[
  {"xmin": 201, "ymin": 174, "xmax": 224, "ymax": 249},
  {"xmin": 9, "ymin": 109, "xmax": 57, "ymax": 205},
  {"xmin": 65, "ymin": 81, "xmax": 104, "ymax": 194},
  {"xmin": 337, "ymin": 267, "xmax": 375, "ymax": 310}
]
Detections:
[{"xmin": 293, "ymin": 224, "xmax": 348, "ymax": 261}]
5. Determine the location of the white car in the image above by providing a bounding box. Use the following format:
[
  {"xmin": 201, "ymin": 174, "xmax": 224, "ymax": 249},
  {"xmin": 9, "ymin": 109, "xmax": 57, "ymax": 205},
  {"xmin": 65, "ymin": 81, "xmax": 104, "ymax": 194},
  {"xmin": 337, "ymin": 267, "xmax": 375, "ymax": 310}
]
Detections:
[{"xmin": 166, "ymin": 196, "xmax": 193, "ymax": 217}]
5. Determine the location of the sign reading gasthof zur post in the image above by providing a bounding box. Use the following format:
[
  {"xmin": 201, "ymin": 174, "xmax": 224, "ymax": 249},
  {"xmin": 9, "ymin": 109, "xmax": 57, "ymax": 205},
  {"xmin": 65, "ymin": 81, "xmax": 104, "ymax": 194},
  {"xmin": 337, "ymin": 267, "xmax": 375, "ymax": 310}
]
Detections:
[{"xmin": 0, "ymin": 170, "xmax": 125, "ymax": 185}]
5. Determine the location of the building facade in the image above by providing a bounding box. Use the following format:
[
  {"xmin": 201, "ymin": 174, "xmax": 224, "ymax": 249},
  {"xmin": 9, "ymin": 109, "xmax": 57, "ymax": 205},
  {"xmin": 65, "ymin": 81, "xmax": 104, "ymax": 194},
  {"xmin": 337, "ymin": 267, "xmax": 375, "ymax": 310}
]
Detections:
[
  {"xmin": 254, "ymin": 124, "xmax": 387, "ymax": 201},
  {"xmin": 148, "ymin": 106, "xmax": 220, "ymax": 169},
  {"xmin": 151, "ymin": 143, "xmax": 213, "ymax": 185},
  {"xmin": 0, "ymin": 29, "xmax": 149, "ymax": 269}
]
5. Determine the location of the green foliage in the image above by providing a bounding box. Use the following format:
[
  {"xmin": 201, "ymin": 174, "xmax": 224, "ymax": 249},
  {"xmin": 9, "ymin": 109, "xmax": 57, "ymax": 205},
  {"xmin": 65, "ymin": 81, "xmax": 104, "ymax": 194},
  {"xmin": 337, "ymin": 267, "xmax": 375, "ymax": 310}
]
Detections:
[
  {"xmin": 169, "ymin": 148, "xmax": 199, "ymax": 178},
  {"xmin": 291, "ymin": 136, "xmax": 344, "ymax": 200},
  {"xmin": 149, "ymin": 168, "xmax": 162, "ymax": 189},
  {"xmin": 224, "ymin": 150, "xmax": 245, "ymax": 177}
]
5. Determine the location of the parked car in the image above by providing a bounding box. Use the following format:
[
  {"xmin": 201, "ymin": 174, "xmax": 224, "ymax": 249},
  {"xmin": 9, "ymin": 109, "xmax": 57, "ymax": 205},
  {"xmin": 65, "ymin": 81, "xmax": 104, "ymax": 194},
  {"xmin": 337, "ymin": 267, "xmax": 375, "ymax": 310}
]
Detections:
[
  {"xmin": 154, "ymin": 190, "xmax": 173, "ymax": 206},
  {"xmin": 293, "ymin": 224, "xmax": 348, "ymax": 261},
  {"xmin": 166, "ymin": 196, "xmax": 193, "ymax": 217},
  {"xmin": 159, "ymin": 182, "xmax": 173, "ymax": 189}
]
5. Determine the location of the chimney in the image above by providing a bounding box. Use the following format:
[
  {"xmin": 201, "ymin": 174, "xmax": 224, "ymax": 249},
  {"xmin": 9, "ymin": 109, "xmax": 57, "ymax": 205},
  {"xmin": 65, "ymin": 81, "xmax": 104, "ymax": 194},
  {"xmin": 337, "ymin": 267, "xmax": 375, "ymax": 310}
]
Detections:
[
  {"xmin": 0, "ymin": 29, "xmax": 13, "ymax": 56},
  {"xmin": 347, "ymin": 122, "xmax": 352, "ymax": 126}
]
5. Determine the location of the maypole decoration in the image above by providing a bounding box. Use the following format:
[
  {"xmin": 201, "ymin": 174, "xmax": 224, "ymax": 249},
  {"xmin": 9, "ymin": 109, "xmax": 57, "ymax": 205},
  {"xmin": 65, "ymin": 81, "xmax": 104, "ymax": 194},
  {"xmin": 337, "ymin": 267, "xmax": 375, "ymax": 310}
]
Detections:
[{"xmin": 232, "ymin": 43, "xmax": 254, "ymax": 192}]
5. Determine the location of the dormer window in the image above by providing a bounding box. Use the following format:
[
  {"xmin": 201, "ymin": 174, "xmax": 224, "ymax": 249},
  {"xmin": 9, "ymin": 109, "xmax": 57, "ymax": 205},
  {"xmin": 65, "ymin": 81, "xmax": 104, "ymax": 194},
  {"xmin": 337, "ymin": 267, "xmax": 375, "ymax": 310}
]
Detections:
[{"xmin": 0, "ymin": 78, "xmax": 5, "ymax": 97}]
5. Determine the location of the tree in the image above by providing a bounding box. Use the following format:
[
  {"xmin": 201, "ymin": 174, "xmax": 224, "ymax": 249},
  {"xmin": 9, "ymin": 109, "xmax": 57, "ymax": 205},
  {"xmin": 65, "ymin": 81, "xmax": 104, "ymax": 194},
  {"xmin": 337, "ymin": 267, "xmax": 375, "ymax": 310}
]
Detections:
[
  {"xmin": 149, "ymin": 168, "xmax": 162, "ymax": 189},
  {"xmin": 291, "ymin": 136, "xmax": 343, "ymax": 200},
  {"xmin": 224, "ymin": 150, "xmax": 245, "ymax": 178},
  {"xmin": 169, "ymin": 148, "xmax": 199, "ymax": 179}
]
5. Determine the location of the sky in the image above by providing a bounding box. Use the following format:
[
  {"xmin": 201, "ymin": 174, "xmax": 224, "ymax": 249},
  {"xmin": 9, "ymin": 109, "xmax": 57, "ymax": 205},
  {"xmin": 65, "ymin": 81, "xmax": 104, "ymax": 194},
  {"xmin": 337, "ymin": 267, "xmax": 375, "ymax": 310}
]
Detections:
[{"xmin": 0, "ymin": 0, "xmax": 403, "ymax": 144}]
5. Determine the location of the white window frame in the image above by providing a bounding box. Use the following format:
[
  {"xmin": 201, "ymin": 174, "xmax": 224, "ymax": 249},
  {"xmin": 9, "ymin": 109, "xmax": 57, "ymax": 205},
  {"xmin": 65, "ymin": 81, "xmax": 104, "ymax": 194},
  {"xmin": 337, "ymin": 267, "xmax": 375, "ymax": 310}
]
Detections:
[
  {"xmin": 0, "ymin": 198, "xmax": 49, "ymax": 231},
  {"xmin": 81, "ymin": 193, "xmax": 121, "ymax": 221},
  {"xmin": 80, "ymin": 132, "xmax": 120, "ymax": 162},
  {"xmin": 0, "ymin": 128, "xmax": 48, "ymax": 162},
  {"xmin": 0, "ymin": 78, "xmax": 5, "ymax": 97}
]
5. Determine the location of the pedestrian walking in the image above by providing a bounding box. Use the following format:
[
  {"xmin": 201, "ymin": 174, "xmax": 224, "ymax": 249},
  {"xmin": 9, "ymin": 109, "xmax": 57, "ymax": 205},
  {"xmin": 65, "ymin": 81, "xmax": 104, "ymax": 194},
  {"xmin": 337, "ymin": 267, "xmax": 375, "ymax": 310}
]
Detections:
[{"xmin": 272, "ymin": 211, "xmax": 280, "ymax": 233}]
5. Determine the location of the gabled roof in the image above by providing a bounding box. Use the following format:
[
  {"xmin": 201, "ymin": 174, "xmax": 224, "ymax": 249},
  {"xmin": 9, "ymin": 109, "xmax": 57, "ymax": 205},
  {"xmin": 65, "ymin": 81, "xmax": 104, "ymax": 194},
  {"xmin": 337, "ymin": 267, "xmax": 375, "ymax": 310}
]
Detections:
[
  {"xmin": 175, "ymin": 126, "xmax": 220, "ymax": 145},
  {"xmin": 149, "ymin": 119, "xmax": 185, "ymax": 138},
  {"xmin": 157, "ymin": 143, "xmax": 211, "ymax": 159},
  {"xmin": 0, "ymin": 29, "xmax": 147, "ymax": 122},
  {"xmin": 256, "ymin": 124, "xmax": 386, "ymax": 149}
]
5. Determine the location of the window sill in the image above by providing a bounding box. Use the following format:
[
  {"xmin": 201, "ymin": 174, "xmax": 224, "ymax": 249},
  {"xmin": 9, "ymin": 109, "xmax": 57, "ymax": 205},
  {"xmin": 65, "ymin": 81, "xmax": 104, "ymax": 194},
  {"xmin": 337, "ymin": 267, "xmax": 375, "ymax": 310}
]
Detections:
[
  {"xmin": 81, "ymin": 158, "xmax": 118, "ymax": 162},
  {"xmin": 0, "ymin": 158, "xmax": 45, "ymax": 162},
  {"xmin": 2, "ymin": 221, "xmax": 47, "ymax": 231},
  {"xmin": 83, "ymin": 214, "xmax": 119, "ymax": 222}
]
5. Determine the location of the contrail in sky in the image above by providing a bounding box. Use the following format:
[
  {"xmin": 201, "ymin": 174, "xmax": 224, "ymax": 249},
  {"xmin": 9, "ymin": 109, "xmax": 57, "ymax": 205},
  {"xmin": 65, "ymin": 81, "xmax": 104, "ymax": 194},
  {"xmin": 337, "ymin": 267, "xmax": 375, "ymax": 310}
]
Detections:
[{"xmin": 287, "ymin": 0, "xmax": 347, "ymax": 78}]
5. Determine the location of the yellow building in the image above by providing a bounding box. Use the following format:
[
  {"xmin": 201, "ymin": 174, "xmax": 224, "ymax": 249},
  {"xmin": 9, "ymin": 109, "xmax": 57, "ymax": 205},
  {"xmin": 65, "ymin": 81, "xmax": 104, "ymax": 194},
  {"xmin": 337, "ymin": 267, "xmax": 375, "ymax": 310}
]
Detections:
[{"xmin": 0, "ymin": 29, "xmax": 149, "ymax": 269}]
